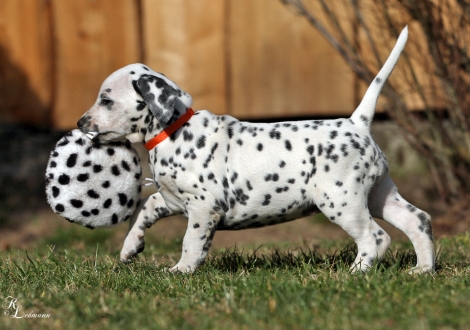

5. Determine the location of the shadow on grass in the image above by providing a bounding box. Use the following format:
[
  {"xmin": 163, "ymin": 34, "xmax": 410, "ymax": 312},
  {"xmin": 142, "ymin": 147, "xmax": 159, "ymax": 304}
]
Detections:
[{"xmin": 204, "ymin": 244, "xmax": 420, "ymax": 273}]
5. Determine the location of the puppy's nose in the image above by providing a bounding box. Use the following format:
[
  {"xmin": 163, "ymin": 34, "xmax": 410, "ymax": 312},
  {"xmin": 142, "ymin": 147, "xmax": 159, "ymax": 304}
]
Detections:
[{"xmin": 77, "ymin": 116, "xmax": 90, "ymax": 130}]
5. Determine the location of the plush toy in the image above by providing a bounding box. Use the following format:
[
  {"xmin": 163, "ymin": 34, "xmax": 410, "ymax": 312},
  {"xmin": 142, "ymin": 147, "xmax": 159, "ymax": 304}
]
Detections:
[{"xmin": 45, "ymin": 129, "xmax": 142, "ymax": 229}]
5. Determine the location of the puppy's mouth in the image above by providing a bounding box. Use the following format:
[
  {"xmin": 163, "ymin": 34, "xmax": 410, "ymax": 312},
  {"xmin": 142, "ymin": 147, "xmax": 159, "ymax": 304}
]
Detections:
[
  {"xmin": 87, "ymin": 131, "xmax": 127, "ymax": 144},
  {"xmin": 85, "ymin": 131, "xmax": 99, "ymax": 140}
]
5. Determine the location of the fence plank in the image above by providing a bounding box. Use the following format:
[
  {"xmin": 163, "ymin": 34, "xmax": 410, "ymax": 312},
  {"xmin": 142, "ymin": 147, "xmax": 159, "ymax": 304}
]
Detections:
[
  {"xmin": 142, "ymin": 0, "xmax": 227, "ymax": 115},
  {"xmin": 0, "ymin": 0, "xmax": 447, "ymax": 130},
  {"xmin": 52, "ymin": 0, "xmax": 140, "ymax": 129},
  {"xmin": 0, "ymin": 0, "xmax": 52, "ymax": 126},
  {"xmin": 228, "ymin": 0, "xmax": 356, "ymax": 119}
]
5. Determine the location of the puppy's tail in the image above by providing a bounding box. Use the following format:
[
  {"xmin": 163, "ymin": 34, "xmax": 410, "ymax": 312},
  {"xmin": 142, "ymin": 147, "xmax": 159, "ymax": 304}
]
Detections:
[{"xmin": 350, "ymin": 26, "xmax": 408, "ymax": 130}]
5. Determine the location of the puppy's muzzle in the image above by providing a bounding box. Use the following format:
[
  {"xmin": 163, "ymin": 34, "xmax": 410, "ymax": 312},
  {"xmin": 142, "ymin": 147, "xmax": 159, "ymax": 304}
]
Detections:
[{"xmin": 77, "ymin": 115, "xmax": 92, "ymax": 131}]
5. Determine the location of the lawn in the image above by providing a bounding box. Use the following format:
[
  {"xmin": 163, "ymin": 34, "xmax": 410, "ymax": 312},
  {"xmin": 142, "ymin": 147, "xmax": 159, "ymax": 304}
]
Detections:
[{"xmin": 1, "ymin": 226, "xmax": 469, "ymax": 330}]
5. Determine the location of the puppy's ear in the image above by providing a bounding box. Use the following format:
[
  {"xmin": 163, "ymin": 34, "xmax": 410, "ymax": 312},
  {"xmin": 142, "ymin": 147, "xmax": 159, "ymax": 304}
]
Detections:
[{"xmin": 134, "ymin": 74, "xmax": 180, "ymax": 125}]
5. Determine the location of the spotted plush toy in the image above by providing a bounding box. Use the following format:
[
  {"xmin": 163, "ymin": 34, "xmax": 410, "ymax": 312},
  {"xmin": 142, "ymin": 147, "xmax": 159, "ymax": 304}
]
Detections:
[{"xmin": 45, "ymin": 129, "xmax": 142, "ymax": 229}]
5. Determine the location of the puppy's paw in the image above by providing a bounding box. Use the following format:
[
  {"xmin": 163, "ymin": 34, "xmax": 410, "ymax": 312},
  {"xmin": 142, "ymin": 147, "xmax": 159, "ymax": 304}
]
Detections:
[
  {"xmin": 407, "ymin": 265, "xmax": 434, "ymax": 274},
  {"xmin": 120, "ymin": 252, "xmax": 137, "ymax": 263},
  {"xmin": 169, "ymin": 263, "xmax": 196, "ymax": 274},
  {"xmin": 120, "ymin": 239, "xmax": 145, "ymax": 263}
]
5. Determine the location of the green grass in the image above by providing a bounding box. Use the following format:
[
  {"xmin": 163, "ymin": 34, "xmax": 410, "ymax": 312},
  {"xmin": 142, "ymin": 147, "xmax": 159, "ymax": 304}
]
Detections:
[{"xmin": 1, "ymin": 228, "xmax": 469, "ymax": 330}]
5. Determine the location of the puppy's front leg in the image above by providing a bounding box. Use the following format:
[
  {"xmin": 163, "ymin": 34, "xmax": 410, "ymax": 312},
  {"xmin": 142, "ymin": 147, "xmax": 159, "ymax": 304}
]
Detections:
[
  {"xmin": 170, "ymin": 203, "xmax": 221, "ymax": 273},
  {"xmin": 120, "ymin": 193, "xmax": 173, "ymax": 262}
]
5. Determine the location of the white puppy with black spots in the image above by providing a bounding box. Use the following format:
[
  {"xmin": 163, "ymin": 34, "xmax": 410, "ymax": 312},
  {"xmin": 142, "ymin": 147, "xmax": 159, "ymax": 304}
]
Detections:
[{"xmin": 78, "ymin": 26, "xmax": 434, "ymax": 273}]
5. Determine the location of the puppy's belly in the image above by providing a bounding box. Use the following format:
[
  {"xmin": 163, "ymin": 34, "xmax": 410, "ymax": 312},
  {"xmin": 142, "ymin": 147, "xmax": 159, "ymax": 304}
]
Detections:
[{"xmin": 217, "ymin": 203, "xmax": 320, "ymax": 230}]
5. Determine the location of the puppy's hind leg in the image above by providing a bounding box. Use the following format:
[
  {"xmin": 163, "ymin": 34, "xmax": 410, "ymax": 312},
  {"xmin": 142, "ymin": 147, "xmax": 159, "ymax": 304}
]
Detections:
[
  {"xmin": 317, "ymin": 199, "xmax": 391, "ymax": 272},
  {"xmin": 120, "ymin": 193, "xmax": 173, "ymax": 262},
  {"xmin": 369, "ymin": 174, "xmax": 435, "ymax": 273}
]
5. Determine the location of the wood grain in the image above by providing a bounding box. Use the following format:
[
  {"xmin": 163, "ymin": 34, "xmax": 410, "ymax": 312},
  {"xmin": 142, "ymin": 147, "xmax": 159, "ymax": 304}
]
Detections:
[{"xmin": 52, "ymin": 0, "xmax": 140, "ymax": 129}]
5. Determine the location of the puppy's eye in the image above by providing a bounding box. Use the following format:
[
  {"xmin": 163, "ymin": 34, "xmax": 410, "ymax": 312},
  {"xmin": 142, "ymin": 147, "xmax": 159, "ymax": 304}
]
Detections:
[{"xmin": 99, "ymin": 98, "xmax": 114, "ymax": 107}]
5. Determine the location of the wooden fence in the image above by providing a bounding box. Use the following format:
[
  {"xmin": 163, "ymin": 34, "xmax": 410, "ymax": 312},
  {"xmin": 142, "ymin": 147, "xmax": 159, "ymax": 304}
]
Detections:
[{"xmin": 0, "ymin": 0, "xmax": 427, "ymax": 129}]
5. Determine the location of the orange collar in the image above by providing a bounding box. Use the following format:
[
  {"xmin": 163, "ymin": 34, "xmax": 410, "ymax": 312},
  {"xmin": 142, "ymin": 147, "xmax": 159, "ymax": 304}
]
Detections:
[{"xmin": 144, "ymin": 108, "xmax": 194, "ymax": 150}]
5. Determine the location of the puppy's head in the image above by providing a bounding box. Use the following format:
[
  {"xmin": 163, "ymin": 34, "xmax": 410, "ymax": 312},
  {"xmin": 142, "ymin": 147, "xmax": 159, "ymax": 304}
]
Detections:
[{"xmin": 77, "ymin": 64, "xmax": 192, "ymax": 143}]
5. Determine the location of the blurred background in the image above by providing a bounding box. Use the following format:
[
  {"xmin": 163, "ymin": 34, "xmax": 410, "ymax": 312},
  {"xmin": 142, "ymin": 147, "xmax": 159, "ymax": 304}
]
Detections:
[{"xmin": 1, "ymin": 0, "xmax": 469, "ymax": 250}]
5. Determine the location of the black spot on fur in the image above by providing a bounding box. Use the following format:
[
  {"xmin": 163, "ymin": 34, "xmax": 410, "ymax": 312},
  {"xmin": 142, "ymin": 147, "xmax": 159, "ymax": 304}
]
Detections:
[
  {"xmin": 127, "ymin": 199, "xmax": 134, "ymax": 208},
  {"xmin": 285, "ymin": 140, "xmax": 292, "ymax": 151},
  {"xmin": 93, "ymin": 164, "xmax": 103, "ymax": 173},
  {"xmin": 307, "ymin": 145, "xmax": 314, "ymax": 155},
  {"xmin": 70, "ymin": 199, "xmax": 83, "ymax": 208},
  {"xmin": 87, "ymin": 190, "xmax": 100, "ymax": 199},
  {"xmin": 52, "ymin": 186, "xmax": 60, "ymax": 198},
  {"xmin": 75, "ymin": 138, "xmax": 85, "ymax": 145},
  {"xmin": 57, "ymin": 140, "xmax": 70, "ymax": 147},
  {"xmin": 55, "ymin": 204, "xmax": 64, "ymax": 213},
  {"xmin": 67, "ymin": 154, "xmax": 78, "ymax": 167},
  {"xmin": 183, "ymin": 131, "xmax": 194, "ymax": 141},
  {"xmin": 121, "ymin": 160, "xmax": 131, "ymax": 171},
  {"xmin": 230, "ymin": 172, "xmax": 238, "ymax": 184},
  {"xmin": 118, "ymin": 193, "xmax": 128, "ymax": 206},
  {"xmin": 196, "ymin": 135, "xmax": 206, "ymax": 149},
  {"xmin": 58, "ymin": 174, "xmax": 70, "ymax": 185},
  {"xmin": 103, "ymin": 199, "xmax": 112, "ymax": 208},
  {"xmin": 269, "ymin": 129, "xmax": 281, "ymax": 140},
  {"xmin": 77, "ymin": 173, "xmax": 89, "ymax": 182},
  {"xmin": 262, "ymin": 194, "xmax": 272, "ymax": 206},
  {"xmin": 111, "ymin": 165, "xmax": 121, "ymax": 176},
  {"xmin": 417, "ymin": 212, "xmax": 433, "ymax": 241}
]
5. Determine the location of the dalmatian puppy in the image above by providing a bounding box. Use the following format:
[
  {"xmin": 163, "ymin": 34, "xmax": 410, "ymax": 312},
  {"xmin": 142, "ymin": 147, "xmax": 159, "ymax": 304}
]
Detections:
[{"xmin": 78, "ymin": 26, "xmax": 434, "ymax": 273}]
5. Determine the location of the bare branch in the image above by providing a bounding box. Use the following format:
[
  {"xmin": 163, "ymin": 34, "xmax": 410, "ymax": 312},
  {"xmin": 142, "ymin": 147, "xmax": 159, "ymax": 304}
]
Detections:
[{"xmin": 280, "ymin": 0, "xmax": 470, "ymax": 203}]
